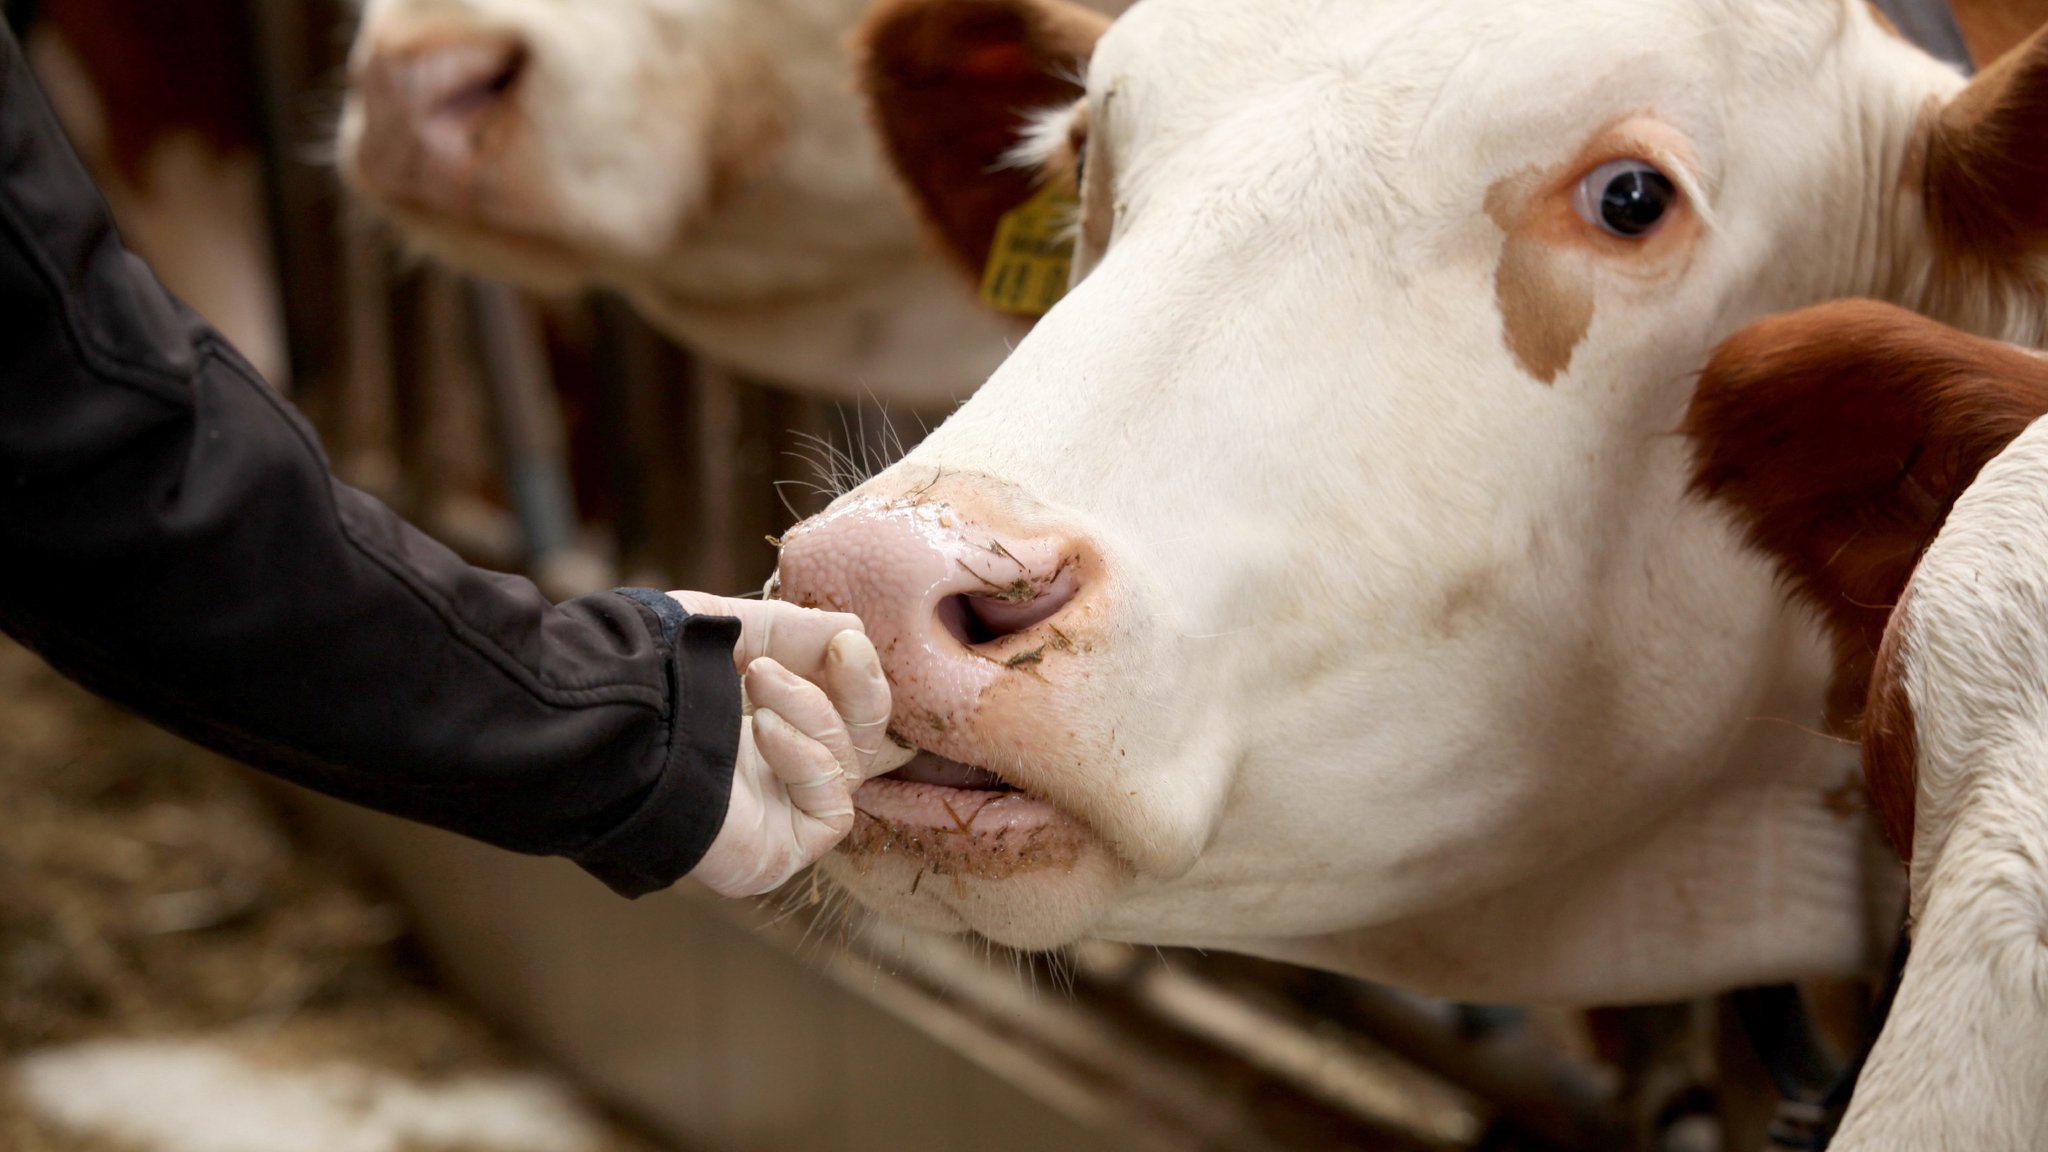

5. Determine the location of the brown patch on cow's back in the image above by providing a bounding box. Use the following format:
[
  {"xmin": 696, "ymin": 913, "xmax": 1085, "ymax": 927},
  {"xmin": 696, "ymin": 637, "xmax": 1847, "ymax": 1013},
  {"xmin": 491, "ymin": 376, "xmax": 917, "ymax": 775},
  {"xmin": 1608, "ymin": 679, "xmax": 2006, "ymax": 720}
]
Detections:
[
  {"xmin": 1862, "ymin": 586, "xmax": 1920, "ymax": 861},
  {"xmin": 1485, "ymin": 175, "xmax": 1594, "ymax": 385},
  {"xmin": 1922, "ymin": 24, "xmax": 2048, "ymax": 263}
]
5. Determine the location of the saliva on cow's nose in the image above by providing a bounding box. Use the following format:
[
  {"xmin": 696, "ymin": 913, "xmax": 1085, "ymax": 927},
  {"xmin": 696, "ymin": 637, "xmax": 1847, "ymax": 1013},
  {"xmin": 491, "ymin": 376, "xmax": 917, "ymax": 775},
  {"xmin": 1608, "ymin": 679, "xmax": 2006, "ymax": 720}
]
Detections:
[{"xmin": 774, "ymin": 494, "xmax": 1090, "ymax": 668}]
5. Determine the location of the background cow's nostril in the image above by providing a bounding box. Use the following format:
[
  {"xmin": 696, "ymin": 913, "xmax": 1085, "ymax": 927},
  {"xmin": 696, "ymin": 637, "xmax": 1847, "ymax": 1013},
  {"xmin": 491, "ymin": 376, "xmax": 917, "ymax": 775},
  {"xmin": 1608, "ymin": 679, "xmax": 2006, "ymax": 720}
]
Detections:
[
  {"xmin": 418, "ymin": 39, "xmax": 529, "ymax": 119},
  {"xmin": 937, "ymin": 567, "xmax": 1079, "ymax": 647},
  {"xmin": 360, "ymin": 34, "xmax": 530, "ymax": 125}
]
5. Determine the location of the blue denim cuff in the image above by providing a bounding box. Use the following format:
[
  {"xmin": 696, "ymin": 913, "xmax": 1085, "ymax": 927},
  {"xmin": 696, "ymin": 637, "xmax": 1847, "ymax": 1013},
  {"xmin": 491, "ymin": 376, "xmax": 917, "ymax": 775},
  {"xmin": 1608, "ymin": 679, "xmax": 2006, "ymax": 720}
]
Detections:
[{"xmin": 613, "ymin": 587, "xmax": 686, "ymax": 645}]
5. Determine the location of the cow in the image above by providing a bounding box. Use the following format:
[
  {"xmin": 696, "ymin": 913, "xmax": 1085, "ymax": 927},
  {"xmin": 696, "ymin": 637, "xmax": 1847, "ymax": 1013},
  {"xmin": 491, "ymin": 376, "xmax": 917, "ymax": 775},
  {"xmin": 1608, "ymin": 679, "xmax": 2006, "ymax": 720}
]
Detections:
[
  {"xmin": 337, "ymin": 0, "xmax": 1119, "ymax": 406},
  {"xmin": 765, "ymin": 0, "xmax": 2048, "ymax": 1013},
  {"xmin": 1688, "ymin": 300, "xmax": 2048, "ymax": 1150},
  {"xmin": 24, "ymin": 0, "xmax": 287, "ymax": 387}
]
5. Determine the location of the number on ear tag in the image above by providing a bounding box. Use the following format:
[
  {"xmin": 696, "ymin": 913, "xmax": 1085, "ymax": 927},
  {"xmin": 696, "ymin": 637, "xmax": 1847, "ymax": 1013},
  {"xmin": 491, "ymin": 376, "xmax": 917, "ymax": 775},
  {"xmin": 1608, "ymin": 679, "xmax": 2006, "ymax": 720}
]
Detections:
[{"xmin": 979, "ymin": 183, "xmax": 1078, "ymax": 317}]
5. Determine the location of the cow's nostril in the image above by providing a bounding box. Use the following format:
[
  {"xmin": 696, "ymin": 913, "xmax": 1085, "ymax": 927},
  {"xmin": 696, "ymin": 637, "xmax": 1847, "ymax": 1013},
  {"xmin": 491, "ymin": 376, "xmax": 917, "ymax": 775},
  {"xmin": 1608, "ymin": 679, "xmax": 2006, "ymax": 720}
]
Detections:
[
  {"xmin": 938, "ymin": 594, "xmax": 997, "ymax": 646},
  {"xmin": 937, "ymin": 566, "xmax": 1079, "ymax": 647},
  {"xmin": 358, "ymin": 33, "xmax": 530, "ymax": 124},
  {"xmin": 477, "ymin": 43, "xmax": 529, "ymax": 101},
  {"xmin": 420, "ymin": 39, "xmax": 529, "ymax": 119}
]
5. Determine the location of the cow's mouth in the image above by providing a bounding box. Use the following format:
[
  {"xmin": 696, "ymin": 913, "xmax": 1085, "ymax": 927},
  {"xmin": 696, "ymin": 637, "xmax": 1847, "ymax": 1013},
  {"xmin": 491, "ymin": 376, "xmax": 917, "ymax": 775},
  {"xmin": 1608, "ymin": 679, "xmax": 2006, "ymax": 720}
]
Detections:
[
  {"xmin": 883, "ymin": 750, "xmax": 1018, "ymax": 792},
  {"xmin": 844, "ymin": 747, "xmax": 1092, "ymax": 879}
]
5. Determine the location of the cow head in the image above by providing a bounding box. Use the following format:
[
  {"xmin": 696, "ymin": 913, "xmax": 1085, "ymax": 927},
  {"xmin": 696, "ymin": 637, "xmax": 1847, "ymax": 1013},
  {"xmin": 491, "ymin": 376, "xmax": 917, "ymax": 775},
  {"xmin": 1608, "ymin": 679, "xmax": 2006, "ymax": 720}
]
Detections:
[
  {"xmin": 774, "ymin": 0, "xmax": 2048, "ymax": 988},
  {"xmin": 334, "ymin": 0, "xmax": 1121, "ymax": 401},
  {"xmin": 336, "ymin": 0, "xmax": 920, "ymax": 300}
]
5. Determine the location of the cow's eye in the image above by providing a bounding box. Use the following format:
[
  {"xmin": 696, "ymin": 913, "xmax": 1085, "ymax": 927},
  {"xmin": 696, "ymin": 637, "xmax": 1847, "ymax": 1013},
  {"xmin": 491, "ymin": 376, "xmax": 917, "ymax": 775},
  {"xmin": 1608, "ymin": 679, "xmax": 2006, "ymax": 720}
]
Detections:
[{"xmin": 1574, "ymin": 159, "xmax": 1675, "ymax": 238}]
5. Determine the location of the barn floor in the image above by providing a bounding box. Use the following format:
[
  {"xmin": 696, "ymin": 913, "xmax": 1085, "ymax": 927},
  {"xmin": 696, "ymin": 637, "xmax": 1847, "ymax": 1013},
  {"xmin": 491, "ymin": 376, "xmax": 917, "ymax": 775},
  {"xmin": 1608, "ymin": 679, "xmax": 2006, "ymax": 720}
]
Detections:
[{"xmin": 0, "ymin": 636, "xmax": 670, "ymax": 1152}]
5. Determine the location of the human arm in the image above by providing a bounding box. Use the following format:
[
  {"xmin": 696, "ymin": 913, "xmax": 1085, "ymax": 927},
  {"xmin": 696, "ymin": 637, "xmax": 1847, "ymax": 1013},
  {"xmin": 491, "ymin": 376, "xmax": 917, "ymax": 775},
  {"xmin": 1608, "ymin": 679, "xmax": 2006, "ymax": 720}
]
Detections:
[{"xmin": 0, "ymin": 24, "xmax": 876, "ymax": 897}]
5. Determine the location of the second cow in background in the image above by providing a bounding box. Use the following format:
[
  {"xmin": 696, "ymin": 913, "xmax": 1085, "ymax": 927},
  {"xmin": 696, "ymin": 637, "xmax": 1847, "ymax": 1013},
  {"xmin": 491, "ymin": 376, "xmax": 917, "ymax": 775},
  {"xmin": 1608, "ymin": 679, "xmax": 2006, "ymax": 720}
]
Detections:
[{"xmin": 337, "ymin": 0, "xmax": 1124, "ymax": 407}]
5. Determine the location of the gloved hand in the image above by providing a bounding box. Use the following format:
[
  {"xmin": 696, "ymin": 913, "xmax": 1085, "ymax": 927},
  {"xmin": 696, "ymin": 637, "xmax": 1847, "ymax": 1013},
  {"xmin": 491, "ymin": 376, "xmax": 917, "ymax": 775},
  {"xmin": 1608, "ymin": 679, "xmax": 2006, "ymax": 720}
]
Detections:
[{"xmin": 668, "ymin": 594, "xmax": 890, "ymax": 897}]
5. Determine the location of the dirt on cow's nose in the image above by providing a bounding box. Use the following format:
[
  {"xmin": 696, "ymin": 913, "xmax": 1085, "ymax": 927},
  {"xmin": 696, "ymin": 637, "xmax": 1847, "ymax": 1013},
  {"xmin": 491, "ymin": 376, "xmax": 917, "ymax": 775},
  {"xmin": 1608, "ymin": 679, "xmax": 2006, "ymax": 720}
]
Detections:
[
  {"xmin": 774, "ymin": 484, "xmax": 1102, "ymax": 736},
  {"xmin": 779, "ymin": 497, "xmax": 1083, "ymax": 653}
]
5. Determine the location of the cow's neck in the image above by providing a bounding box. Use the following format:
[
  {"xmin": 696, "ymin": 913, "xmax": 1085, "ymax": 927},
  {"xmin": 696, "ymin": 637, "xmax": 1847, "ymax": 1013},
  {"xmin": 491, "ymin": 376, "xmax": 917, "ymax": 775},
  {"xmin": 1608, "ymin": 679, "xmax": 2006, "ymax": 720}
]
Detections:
[
  {"xmin": 1224, "ymin": 614, "xmax": 1901, "ymax": 1005},
  {"xmin": 625, "ymin": 247, "xmax": 1018, "ymax": 405},
  {"xmin": 1835, "ymin": 435, "xmax": 2048, "ymax": 1149},
  {"xmin": 1830, "ymin": 746, "xmax": 2048, "ymax": 1149}
]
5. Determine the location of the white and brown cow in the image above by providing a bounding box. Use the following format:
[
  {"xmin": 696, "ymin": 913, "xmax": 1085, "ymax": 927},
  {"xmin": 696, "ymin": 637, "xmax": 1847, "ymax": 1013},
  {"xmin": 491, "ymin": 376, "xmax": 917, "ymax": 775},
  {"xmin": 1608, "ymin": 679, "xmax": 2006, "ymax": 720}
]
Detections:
[
  {"xmin": 1689, "ymin": 300, "xmax": 2048, "ymax": 1149},
  {"xmin": 764, "ymin": 0, "xmax": 2048, "ymax": 1011},
  {"xmin": 337, "ymin": 0, "xmax": 1121, "ymax": 406}
]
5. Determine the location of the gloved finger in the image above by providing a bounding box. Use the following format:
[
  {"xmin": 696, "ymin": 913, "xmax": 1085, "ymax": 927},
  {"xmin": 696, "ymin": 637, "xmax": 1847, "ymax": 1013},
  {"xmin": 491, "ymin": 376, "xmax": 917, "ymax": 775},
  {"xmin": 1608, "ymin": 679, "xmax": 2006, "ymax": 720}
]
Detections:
[
  {"xmin": 666, "ymin": 592, "xmax": 863, "ymax": 679},
  {"xmin": 754, "ymin": 709, "xmax": 854, "ymax": 826},
  {"xmin": 820, "ymin": 630, "xmax": 892, "ymax": 779},
  {"xmin": 746, "ymin": 657, "xmax": 860, "ymax": 782}
]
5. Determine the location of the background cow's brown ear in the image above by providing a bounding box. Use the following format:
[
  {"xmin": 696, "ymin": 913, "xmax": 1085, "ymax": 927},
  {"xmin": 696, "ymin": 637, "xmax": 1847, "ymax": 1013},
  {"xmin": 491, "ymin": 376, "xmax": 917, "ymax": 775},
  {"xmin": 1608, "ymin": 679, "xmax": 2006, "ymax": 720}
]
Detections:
[
  {"xmin": 1684, "ymin": 300, "xmax": 2048, "ymax": 715},
  {"xmin": 1922, "ymin": 22, "xmax": 2048, "ymax": 263},
  {"xmin": 858, "ymin": 0, "xmax": 1108, "ymax": 280}
]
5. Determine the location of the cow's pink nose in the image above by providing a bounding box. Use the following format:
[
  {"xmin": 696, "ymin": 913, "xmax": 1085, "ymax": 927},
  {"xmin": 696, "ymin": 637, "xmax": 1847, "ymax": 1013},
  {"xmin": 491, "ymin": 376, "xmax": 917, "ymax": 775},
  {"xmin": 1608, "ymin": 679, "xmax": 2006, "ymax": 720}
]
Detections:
[
  {"xmin": 350, "ymin": 32, "xmax": 529, "ymax": 192},
  {"xmin": 775, "ymin": 497, "xmax": 1088, "ymax": 673}
]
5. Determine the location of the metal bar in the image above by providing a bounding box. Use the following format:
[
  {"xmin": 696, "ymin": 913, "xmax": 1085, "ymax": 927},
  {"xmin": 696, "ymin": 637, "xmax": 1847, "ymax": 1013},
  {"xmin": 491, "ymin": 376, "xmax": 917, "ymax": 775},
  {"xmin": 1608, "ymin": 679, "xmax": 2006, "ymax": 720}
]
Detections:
[
  {"xmin": 467, "ymin": 280, "xmax": 612, "ymax": 598},
  {"xmin": 241, "ymin": 0, "xmax": 350, "ymax": 394},
  {"xmin": 330, "ymin": 211, "xmax": 400, "ymax": 498}
]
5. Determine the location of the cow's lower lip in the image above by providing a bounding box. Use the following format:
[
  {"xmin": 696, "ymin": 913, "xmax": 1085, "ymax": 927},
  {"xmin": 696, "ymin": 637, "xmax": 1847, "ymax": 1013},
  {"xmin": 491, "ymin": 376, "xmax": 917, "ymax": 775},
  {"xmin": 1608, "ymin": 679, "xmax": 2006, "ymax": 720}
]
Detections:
[
  {"xmin": 858, "ymin": 753, "xmax": 1049, "ymax": 833},
  {"xmin": 853, "ymin": 776, "xmax": 1058, "ymax": 833}
]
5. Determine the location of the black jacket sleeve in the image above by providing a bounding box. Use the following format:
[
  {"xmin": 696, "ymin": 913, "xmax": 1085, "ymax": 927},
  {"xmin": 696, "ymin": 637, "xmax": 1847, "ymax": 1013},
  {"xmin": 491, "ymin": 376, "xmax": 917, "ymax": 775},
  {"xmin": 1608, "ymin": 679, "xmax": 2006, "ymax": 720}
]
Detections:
[{"xmin": 0, "ymin": 26, "xmax": 739, "ymax": 898}]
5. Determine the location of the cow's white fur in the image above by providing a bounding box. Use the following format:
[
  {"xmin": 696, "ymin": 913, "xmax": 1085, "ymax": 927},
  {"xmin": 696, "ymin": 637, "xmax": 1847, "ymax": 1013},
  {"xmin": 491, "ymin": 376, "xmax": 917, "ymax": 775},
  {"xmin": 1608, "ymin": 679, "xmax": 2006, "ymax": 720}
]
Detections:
[
  {"xmin": 806, "ymin": 0, "xmax": 2045, "ymax": 1003},
  {"xmin": 338, "ymin": 0, "xmax": 1053, "ymax": 404},
  {"xmin": 1829, "ymin": 417, "xmax": 2048, "ymax": 1151}
]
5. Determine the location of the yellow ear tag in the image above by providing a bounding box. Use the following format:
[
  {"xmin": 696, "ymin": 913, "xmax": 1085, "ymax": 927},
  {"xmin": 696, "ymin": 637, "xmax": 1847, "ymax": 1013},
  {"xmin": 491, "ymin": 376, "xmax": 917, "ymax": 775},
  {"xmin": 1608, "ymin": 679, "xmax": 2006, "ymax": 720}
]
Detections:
[{"xmin": 978, "ymin": 182, "xmax": 1078, "ymax": 317}]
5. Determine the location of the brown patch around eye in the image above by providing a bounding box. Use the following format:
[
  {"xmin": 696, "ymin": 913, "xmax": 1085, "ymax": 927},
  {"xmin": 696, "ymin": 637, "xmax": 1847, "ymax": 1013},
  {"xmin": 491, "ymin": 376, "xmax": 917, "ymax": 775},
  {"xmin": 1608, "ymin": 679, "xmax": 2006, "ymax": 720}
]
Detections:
[
  {"xmin": 1483, "ymin": 121, "xmax": 1703, "ymax": 385},
  {"xmin": 1486, "ymin": 176, "xmax": 1594, "ymax": 385}
]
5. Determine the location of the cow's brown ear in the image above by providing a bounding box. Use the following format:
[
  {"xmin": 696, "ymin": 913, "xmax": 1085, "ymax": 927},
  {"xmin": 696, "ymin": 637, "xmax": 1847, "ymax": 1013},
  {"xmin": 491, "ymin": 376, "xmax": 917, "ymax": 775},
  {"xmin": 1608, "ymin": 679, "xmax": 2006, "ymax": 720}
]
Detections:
[
  {"xmin": 1684, "ymin": 300, "xmax": 2048, "ymax": 711},
  {"xmin": 858, "ymin": 0, "xmax": 1109, "ymax": 281},
  {"xmin": 1946, "ymin": 0, "xmax": 2048, "ymax": 75},
  {"xmin": 1922, "ymin": 23, "xmax": 2048, "ymax": 262}
]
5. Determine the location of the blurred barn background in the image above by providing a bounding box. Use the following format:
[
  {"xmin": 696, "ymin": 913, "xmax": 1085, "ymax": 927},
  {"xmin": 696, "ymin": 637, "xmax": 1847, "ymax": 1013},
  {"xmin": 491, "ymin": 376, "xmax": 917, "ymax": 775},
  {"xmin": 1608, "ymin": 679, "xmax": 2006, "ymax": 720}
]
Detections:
[{"xmin": 0, "ymin": 2, "xmax": 1831, "ymax": 1149}]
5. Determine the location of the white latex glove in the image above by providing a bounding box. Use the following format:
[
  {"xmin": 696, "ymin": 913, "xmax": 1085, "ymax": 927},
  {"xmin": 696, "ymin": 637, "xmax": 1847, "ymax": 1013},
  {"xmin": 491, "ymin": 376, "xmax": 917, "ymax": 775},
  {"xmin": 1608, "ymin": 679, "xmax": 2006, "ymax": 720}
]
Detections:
[{"xmin": 669, "ymin": 595, "xmax": 891, "ymax": 897}]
